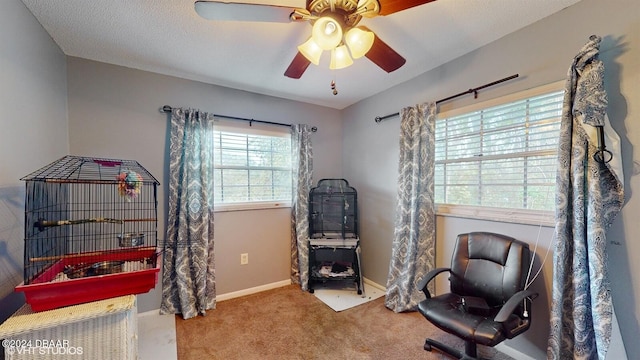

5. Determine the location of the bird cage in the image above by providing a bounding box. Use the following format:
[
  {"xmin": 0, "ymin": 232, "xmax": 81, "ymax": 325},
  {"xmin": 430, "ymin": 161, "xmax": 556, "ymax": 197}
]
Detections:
[
  {"xmin": 15, "ymin": 155, "xmax": 161, "ymax": 312},
  {"xmin": 308, "ymin": 179, "xmax": 359, "ymax": 239}
]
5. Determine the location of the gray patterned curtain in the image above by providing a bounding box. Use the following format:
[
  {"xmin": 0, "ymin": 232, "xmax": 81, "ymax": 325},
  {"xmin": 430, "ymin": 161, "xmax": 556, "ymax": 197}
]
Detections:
[
  {"xmin": 290, "ymin": 124, "xmax": 313, "ymax": 290},
  {"xmin": 547, "ymin": 36, "xmax": 625, "ymax": 360},
  {"xmin": 160, "ymin": 108, "xmax": 216, "ymax": 319},
  {"xmin": 385, "ymin": 102, "xmax": 437, "ymax": 313}
]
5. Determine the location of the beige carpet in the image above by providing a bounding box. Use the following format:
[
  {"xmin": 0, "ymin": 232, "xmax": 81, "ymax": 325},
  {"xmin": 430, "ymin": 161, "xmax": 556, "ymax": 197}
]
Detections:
[{"xmin": 175, "ymin": 284, "xmax": 514, "ymax": 360}]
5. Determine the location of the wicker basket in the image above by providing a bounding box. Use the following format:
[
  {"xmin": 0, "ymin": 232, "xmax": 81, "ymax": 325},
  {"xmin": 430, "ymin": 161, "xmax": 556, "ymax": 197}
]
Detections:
[{"xmin": 0, "ymin": 295, "xmax": 138, "ymax": 360}]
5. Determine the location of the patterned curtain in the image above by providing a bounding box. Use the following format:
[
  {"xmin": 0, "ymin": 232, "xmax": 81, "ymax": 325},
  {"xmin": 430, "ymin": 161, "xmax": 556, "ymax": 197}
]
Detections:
[
  {"xmin": 290, "ymin": 124, "xmax": 314, "ymax": 290},
  {"xmin": 385, "ymin": 102, "xmax": 437, "ymax": 313},
  {"xmin": 547, "ymin": 36, "xmax": 625, "ymax": 360},
  {"xmin": 160, "ymin": 108, "xmax": 216, "ymax": 319}
]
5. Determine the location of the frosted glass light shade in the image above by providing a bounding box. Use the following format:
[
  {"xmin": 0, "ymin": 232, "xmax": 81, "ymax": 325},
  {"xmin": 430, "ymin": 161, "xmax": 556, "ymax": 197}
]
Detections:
[
  {"xmin": 312, "ymin": 17, "xmax": 343, "ymax": 50},
  {"xmin": 330, "ymin": 45, "xmax": 353, "ymax": 69},
  {"xmin": 297, "ymin": 38, "xmax": 323, "ymax": 65},
  {"xmin": 345, "ymin": 27, "xmax": 374, "ymax": 59}
]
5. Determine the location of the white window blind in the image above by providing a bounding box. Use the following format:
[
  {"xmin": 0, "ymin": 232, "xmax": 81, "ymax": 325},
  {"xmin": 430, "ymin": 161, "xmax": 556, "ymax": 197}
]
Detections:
[
  {"xmin": 435, "ymin": 88, "xmax": 564, "ymax": 212},
  {"xmin": 213, "ymin": 127, "xmax": 292, "ymax": 206}
]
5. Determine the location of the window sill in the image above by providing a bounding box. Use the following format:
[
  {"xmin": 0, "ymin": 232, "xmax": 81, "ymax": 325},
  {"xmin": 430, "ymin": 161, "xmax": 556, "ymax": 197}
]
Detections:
[
  {"xmin": 214, "ymin": 201, "xmax": 291, "ymax": 213},
  {"xmin": 436, "ymin": 204, "xmax": 555, "ymax": 227}
]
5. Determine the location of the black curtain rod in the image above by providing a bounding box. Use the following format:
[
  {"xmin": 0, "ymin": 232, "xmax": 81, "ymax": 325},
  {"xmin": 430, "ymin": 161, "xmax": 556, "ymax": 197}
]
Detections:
[
  {"xmin": 374, "ymin": 74, "xmax": 519, "ymax": 123},
  {"xmin": 162, "ymin": 105, "xmax": 317, "ymax": 132}
]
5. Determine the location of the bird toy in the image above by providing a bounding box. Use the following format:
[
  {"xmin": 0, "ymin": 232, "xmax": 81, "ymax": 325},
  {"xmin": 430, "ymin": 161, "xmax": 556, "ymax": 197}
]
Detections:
[{"xmin": 117, "ymin": 170, "xmax": 143, "ymax": 201}]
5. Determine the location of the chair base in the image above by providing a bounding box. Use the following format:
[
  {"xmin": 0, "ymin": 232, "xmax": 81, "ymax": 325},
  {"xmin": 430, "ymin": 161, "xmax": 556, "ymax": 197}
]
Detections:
[{"xmin": 424, "ymin": 338, "xmax": 480, "ymax": 360}]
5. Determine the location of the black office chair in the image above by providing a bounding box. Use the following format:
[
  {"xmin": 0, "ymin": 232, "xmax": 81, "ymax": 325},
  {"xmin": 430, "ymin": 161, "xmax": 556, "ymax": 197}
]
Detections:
[{"xmin": 417, "ymin": 232, "xmax": 537, "ymax": 360}]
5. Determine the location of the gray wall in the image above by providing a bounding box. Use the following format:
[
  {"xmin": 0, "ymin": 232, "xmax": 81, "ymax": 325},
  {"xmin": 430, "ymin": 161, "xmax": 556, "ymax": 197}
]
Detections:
[
  {"xmin": 342, "ymin": 0, "xmax": 639, "ymax": 358},
  {"xmin": 0, "ymin": 0, "xmax": 68, "ymax": 335},
  {"xmin": 2, "ymin": 0, "xmax": 638, "ymax": 358},
  {"xmin": 65, "ymin": 57, "xmax": 343, "ymax": 312}
]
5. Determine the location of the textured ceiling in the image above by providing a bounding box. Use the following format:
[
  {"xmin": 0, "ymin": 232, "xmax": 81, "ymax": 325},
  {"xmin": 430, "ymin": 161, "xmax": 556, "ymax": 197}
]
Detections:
[{"xmin": 21, "ymin": 0, "xmax": 582, "ymax": 109}]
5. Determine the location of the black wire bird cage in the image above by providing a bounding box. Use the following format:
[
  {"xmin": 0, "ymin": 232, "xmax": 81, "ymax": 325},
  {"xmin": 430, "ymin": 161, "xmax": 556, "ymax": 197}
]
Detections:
[
  {"xmin": 308, "ymin": 179, "xmax": 359, "ymax": 239},
  {"xmin": 15, "ymin": 155, "xmax": 161, "ymax": 311}
]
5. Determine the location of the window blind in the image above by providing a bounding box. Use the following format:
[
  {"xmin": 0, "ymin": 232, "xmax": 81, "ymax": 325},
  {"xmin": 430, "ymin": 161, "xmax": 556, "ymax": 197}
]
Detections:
[
  {"xmin": 213, "ymin": 129, "xmax": 292, "ymax": 204},
  {"xmin": 435, "ymin": 90, "xmax": 564, "ymax": 211}
]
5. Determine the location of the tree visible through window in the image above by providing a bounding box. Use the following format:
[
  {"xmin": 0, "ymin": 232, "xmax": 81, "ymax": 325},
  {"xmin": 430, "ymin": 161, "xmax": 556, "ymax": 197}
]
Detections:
[
  {"xmin": 213, "ymin": 128, "xmax": 292, "ymax": 205},
  {"xmin": 435, "ymin": 89, "xmax": 564, "ymax": 211}
]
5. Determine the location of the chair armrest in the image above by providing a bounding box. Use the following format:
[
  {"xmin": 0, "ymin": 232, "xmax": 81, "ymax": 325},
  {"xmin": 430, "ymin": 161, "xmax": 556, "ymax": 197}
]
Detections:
[
  {"xmin": 417, "ymin": 267, "xmax": 450, "ymax": 298},
  {"xmin": 493, "ymin": 289, "xmax": 537, "ymax": 322}
]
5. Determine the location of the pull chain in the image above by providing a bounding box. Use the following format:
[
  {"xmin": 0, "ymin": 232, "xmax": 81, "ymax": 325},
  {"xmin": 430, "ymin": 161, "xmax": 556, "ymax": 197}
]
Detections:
[{"xmin": 331, "ymin": 68, "xmax": 339, "ymax": 95}]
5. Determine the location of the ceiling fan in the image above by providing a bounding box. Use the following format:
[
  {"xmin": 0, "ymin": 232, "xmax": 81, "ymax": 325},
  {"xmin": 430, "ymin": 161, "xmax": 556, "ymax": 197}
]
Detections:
[{"xmin": 195, "ymin": 0, "xmax": 437, "ymax": 79}]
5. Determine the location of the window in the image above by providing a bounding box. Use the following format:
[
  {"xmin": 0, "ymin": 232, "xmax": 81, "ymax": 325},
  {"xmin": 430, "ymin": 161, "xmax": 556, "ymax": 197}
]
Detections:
[
  {"xmin": 213, "ymin": 124, "xmax": 292, "ymax": 211},
  {"xmin": 435, "ymin": 82, "xmax": 564, "ymax": 225}
]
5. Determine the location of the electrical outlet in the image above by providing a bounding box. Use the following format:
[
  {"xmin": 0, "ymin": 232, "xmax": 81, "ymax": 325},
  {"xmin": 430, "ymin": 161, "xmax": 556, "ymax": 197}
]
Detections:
[{"xmin": 240, "ymin": 253, "xmax": 248, "ymax": 265}]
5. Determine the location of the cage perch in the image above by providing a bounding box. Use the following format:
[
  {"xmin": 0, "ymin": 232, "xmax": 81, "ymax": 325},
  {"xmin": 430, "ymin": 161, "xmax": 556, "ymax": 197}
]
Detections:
[{"xmin": 29, "ymin": 246, "xmax": 157, "ymax": 263}]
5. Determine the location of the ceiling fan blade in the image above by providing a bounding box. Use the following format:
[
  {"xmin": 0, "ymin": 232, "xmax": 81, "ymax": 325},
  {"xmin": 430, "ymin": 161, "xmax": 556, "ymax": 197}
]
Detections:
[
  {"xmin": 363, "ymin": 29, "xmax": 406, "ymax": 73},
  {"xmin": 284, "ymin": 52, "xmax": 311, "ymax": 79},
  {"xmin": 195, "ymin": 1, "xmax": 298, "ymax": 22},
  {"xmin": 377, "ymin": 0, "xmax": 437, "ymax": 16}
]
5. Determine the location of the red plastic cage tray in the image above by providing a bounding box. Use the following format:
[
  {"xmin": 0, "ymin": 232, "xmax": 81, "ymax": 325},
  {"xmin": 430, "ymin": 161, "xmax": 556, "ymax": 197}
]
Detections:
[{"xmin": 15, "ymin": 247, "xmax": 161, "ymax": 312}]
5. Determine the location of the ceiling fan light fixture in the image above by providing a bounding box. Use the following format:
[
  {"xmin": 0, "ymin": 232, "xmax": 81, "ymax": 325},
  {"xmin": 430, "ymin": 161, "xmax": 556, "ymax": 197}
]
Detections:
[
  {"xmin": 312, "ymin": 16, "xmax": 343, "ymax": 50},
  {"xmin": 297, "ymin": 37, "xmax": 323, "ymax": 65},
  {"xmin": 330, "ymin": 45, "xmax": 353, "ymax": 70},
  {"xmin": 290, "ymin": 8, "xmax": 313, "ymax": 22},
  {"xmin": 355, "ymin": 0, "xmax": 381, "ymax": 18},
  {"xmin": 345, "ymin": 27, "xmax": 374, "ymax": 59}
]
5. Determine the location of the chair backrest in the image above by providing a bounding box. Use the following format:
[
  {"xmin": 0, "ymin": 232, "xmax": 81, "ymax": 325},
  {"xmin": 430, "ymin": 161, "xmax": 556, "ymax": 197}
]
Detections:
[{"xmin": 449, "ymin": 232, "xmax": 531, "ymax": 307}]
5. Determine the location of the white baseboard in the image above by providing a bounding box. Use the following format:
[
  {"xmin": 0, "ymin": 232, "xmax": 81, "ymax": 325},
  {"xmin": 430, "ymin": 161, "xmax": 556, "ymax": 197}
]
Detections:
[
  {"xmin": 138, "ymin": 278, "xmax": 381, "ymax": 309},
  {"xmin": 216, "ymin": 278, "xmax": 385, "ymax": 302},
  {"xmin": 363, "ymin": 277, "xmax": 386, "ymax": 291},
  {"xmin": 216, "ymin": 279, "xmax": 292, "ymax": 302},
  {"xmin": 495, "ymin": 343, "xmax": 537, "ymax": 360}
]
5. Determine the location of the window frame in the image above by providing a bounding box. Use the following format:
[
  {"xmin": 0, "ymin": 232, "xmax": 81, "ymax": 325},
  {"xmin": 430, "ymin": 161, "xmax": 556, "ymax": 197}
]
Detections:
[
  {"xmin": 212, "ymin": 122, "xmax": 293, "ymax": 213},
  {"xmin": 434, "ymin": 81, "xmax": 564, "ymax": 226}
]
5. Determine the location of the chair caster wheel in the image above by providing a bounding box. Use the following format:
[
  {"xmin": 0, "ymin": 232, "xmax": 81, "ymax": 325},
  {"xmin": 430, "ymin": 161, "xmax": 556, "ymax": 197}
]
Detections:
[
  {"xmin": 309, "ymin": 289, "xmax": 314, "ymax": 294},
  {"xmin": 424, "ymin": 341, "xmax": 432, "ymax": 351},
  {"xmin": 357, "ymin": 289, "xmax": 362, "ymax": 295}
]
